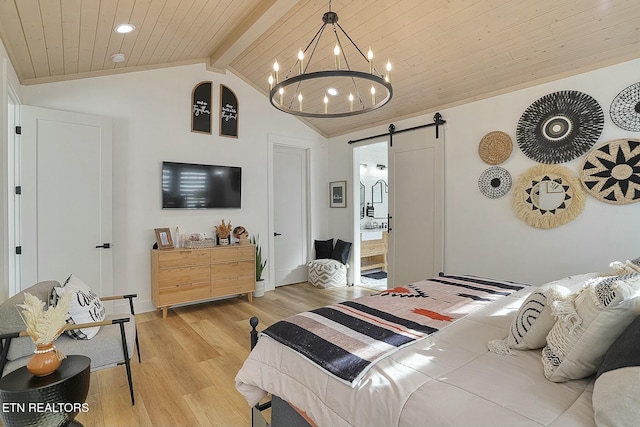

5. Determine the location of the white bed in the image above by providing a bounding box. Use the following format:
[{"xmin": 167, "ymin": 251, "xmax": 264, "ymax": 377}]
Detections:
[{"xmin": 236, "ymin": 271, "xmax": 640, "ymax": 427}]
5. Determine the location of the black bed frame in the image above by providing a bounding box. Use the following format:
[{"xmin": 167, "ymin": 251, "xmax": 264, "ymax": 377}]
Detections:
[{"xmin": 249, "ymin": 317, "xmax": 313, "ymax": 427}]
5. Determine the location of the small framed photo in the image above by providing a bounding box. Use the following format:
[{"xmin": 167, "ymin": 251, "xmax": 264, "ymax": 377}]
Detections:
[
  {"xmin": 330, "ymin": 181, "xmax": 347, "ymax": 208},
  {"xmin": 154, "ymin": 228, "xmax": 174, "ymax": 249}
]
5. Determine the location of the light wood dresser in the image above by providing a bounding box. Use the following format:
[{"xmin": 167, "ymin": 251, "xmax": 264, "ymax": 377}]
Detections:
[{"xmin": 151, "ymin": 245, "xmax": 255, "ymax": 318}]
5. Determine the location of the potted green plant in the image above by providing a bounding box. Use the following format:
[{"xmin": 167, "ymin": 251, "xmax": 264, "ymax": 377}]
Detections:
[{"xmin": 251, "ymin": 235, "xmax": 267, "ymax": 297}]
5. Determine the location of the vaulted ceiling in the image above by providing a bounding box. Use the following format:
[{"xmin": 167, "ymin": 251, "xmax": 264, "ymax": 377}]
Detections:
[{"xmin": 1, "ymin": 0, "xmax": 639, "ymax": 137}]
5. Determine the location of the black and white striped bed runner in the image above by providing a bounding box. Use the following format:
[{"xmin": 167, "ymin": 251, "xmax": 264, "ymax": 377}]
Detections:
[{"xmin": 262, "ymin": 275, "xmax": 525, "ymax": 386}]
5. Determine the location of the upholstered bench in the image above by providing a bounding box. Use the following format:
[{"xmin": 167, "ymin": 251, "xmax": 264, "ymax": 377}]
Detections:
[{"xmin": 307, "ymin": 259, "xmax": 349, "ymax": 288}]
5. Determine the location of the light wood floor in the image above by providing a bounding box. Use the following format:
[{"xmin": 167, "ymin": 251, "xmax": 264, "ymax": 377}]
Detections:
[{"xmin": 73, "ymin": 283, "xmax": 375, "ymax": 427}]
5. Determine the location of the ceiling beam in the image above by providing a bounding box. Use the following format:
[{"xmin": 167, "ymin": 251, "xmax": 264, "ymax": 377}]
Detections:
[{"xmin": 207, "ymin": 0, "xmax": 299, "ymax": 73}]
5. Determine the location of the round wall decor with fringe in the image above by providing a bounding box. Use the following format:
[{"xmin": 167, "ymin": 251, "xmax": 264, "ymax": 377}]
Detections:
[
  {"xmin": 516, "ymin": 91, "xmax": 604, "ymax": 164},
  {"xmin": 512, "ymin": 164, "xmax": 586, "ymax": 229},
  {"xmin": 610, "ymin": 83, "xmax": 640, "ymax": 131},
  {"xmin": 478, "ymin": 167, "xmax": 512, "ymax": 198},
  {"xmin": 580, "ymin": 139, "xmax": 640, "ymax": 204},
  {"xmin": 478, "ymin": 131, "xmax": 513, "ymax": 165}
]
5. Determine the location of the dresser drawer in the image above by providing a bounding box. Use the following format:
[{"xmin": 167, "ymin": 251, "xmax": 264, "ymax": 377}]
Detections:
[
  {"xmin": 157, "ymin": 265, "xmax": 210, "ymax": 288},
  {"xmin": 212, "ymin": 276, "xmax": 255, "ymax": 296},
  {"xmin": 212, "ymin": 246, "xmax": 255, "ymax": 263},
  {"xmin": 157, "ymin": 282, "xmax": 210, "ymax": 306},
  {"xmin": 211, "ymin": 260, "xmax": 254, "ymax": 280},
  {"xmin": 157, "ymin": 249, "xmax": 210, "ymax": 267}
]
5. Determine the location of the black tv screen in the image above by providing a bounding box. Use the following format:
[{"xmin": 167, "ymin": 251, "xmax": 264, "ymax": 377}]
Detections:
[{"xmin": 162, "ymin": 161, "xmax": 241, "ymax": 209}]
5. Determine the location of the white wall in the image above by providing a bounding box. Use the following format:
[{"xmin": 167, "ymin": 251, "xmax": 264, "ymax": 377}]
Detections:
[
  {"xmin": 0, "ymin": 38, "xmax": 22, "ymax": 302},
  {"xmin": 20, "ymin": 63, "xmax": 327, "ymax": 310},
  {"xmin": 329, "ymin": 58, "xmax": 640, "ymax": 286}
]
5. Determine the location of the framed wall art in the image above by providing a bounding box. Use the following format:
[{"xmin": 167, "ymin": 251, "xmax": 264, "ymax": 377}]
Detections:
[
  {"xmin": 330, "ymin": 181, "xmax": 347, "ymax": 208},
  {"xmin": 220, "ymin": 84, "xmax": 239, "ymax": 138},
  {"xmin": 191, "ymin": 81, "xmax": 212, "ymax": 134}
]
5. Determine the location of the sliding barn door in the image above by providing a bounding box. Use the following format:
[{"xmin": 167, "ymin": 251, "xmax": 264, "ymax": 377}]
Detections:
[{"xmin": 387, "ymin": 127, "xmax": 444, "ymax": 287}]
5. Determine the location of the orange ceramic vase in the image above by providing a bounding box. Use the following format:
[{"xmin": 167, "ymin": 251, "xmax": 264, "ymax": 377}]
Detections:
[{"xmin": 27, "ymin": 343, "xmax": 61, "ymax": 376}]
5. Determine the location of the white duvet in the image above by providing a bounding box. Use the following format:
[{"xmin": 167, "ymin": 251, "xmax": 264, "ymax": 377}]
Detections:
[{"xmin": 235, "ymin": 286, "xmax": 596, "ymax": 427}]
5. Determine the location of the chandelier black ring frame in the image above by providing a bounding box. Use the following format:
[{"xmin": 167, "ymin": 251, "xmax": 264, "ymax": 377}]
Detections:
[
  {"xmin": 269, "ymin": 71, "xmax": 393, "ymax": 119},
  {"xmin": 267, "ymin": 1, "xmax": 393, "ymax": 118}
]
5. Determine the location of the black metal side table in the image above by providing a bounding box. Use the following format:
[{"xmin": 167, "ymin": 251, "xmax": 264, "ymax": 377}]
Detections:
[{"xmin": 0, "ymin": 355, "xmax": 90, "ymax": 427}]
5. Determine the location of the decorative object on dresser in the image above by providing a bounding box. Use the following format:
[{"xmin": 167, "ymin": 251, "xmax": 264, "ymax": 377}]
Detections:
[
  {"xmin": 234, "ymin": 226, "xmax": 250, "ymax": 245},
  {"xmin": 154, "ymin": 227, "xmax": 174, "ymax": 250},
  {"xmin": 516, "ymin": 90, "xmax": 604, "ymax": 164},
  {"xmin": 512, "ymin": 164, "xmax": 586, "ymax": 229},
  {"xmin": 478, "ymin": 131, "xmax": 513, "ymax": 165},
  {"xmin": 150, "ymin": 245, "xmax": 256, "ymax": 319},
  {"xmin": 580, "ymin": 139, "xmax": 640, "ymax": 205},
  {"xmin": 215, "ymin": 219, "xmax": 233, "ymax": 245}
]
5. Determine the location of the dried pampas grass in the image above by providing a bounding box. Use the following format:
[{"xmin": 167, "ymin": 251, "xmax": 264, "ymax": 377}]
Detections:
[{"xmin": 17, "ymin": 291, "xmax": 71, "ymax": 345}]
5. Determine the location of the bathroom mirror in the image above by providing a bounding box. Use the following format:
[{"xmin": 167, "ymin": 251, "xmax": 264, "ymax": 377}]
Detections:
[{"xmin": 372, "ymin": 179, "xmax": 388, "ymax": 204}]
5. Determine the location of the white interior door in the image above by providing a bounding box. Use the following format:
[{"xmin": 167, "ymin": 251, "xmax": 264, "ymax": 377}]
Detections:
[
  {"xmin": 19, "ymin": 106, "xmax": 112, "ymax": 296},
  {"xmin": 388, "ymin": 127, "xmax": 444, "ymax": 287},
  {"xmin": 273, "ymin": 145, "xmax": 308, "ymax": 286}
]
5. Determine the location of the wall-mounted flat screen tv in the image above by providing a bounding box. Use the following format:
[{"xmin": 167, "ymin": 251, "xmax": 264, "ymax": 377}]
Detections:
[{"xmin": 162, "ymin": 161, "xmax": 241, "ymax": 209}]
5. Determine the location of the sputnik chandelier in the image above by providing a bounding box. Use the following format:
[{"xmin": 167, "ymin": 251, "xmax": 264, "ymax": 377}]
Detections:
[{"xmin": 268, "ymin": 1, "xmax": 393, "ymax": 118}]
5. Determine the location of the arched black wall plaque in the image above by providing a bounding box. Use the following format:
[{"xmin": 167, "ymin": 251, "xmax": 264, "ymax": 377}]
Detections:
[
  {"xmin": 191, "ymin": 81, "xmax": 212, "ymax": 134},
  {"xmin": 220, "ymin": 84, "xmax": 239, "ymax": 138}
]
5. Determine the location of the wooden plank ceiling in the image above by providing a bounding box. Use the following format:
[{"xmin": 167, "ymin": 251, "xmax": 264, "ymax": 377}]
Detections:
[{"xmin": 0, "ymin": 0, "xmax": 639, "ymax": 137}]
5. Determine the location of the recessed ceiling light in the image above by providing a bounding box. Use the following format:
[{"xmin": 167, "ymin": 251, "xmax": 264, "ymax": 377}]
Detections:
[
  {"xmin": 111, "ymin": 53, "xmax": 126, "ymax": 63},
  {"xmin": 327, "ymin": 88, "xmax": 338, "ymax": 96},
  {"xmin": 115, "ymin": 24, "xmax": 135, "ymax": 34}
]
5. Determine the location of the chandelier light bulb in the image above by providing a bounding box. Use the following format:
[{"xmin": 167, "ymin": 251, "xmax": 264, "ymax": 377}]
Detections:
[
  {"xmin": 334, "ymin": 44, "xmax": 341, "ymax": 70},
  {"xmin": 324, "ymin": 95, "xmax": 329, "ymax": 113},
  {"xmin": 279, "ymin": 87, "xmax": 284, "ymax": 104},
  {"xmin": 298, "ymin": 49, "xmax": 304, "ymax": 74},
  {"xmin": 368, "ymin": 48, "xmax": 374, "ymax": 73},
  {"xmin": 349, "ymin": 92, "xmax": 354, "ymax": 112},
  {"xmin": 298, "ymin": 93, "xmax": 303, "ymax": 111},
  {"xmin": 268, "ymin": 74, "xmax": 274, "ymax": 90},
  {"xmin": 386, "ymin": 60, "xmax": 392, "ymax": 82},
  {"xmin": 273, "ymin": 60, "xmax": 279, "ymax": 83},
  {"xmin": 371, "ymin": 85, "xmax": 376, "ymax": 105}
]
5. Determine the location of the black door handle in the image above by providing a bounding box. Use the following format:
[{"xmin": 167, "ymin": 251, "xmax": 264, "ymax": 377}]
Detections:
[
  {"xmin": 95, "ymin": 243, "xmax": 111, "ymax": 249},
  {"xmin": 274, "ymin": 232, "xmax": 282, "ymax": 236}
]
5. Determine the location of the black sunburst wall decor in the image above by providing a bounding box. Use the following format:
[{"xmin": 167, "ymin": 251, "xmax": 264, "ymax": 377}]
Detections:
[
  {"xmin": 580, "ymin": 139, "xmax": 640, "ymax": 204},
  {"xmin": 610, "ymin": 83, "xmax": 640, "ymax": 131},
  {"xmin": 516, "ymin": 91, "xmax": 604, "ymax": 164}
]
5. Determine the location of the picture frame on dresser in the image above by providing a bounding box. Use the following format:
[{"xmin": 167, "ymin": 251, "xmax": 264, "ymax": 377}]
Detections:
[{"xmin": 154, "ymin": 227, "xmax": 174, "ymax": 249}]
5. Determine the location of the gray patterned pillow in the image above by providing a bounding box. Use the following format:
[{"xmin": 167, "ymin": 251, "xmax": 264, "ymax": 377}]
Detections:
[{"xmin": 542, "ymin": 273, "xmax": 640, "ymax": 382}]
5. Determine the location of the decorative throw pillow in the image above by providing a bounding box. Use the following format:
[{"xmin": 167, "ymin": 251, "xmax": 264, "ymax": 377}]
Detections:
[
  {"xmin": 609, "ymin": 259, "xmax": 640, "ymax": 275},
  {"xmin": 488, "ymin": 284, "xmax": 570, "ymax": 355},
  {"xmin": 542, "ymin": 273, "xmax": 640, "ymax": 382},
  {"xmin": 331, "ymin": 239, "xmax": 352, "ymax": 265},
  {"xmin": 592, "ymin": 316, "xmax": 640, "ymax": 427},
  {"xmin": 314, "ymin": 239, "xmax": 334, "ymax": 260},
  {"xmin": 52, "ymin": 274, "xmax": 106, "ymax": 340}
]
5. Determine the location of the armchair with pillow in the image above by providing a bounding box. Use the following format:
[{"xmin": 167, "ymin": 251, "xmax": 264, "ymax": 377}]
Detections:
[{"xmin": 0, "ymin": 277, "xmax": 140, "ymax": 405}]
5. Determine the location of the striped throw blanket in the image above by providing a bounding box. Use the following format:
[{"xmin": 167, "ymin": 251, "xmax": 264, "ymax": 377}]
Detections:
[{"xmin": 262, "ymin": 275, "xmax": 525, "ymax": 386}]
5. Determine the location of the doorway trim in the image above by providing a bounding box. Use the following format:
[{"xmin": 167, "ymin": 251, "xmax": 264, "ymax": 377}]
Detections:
[
  {"xmin": 351, "ymin": 136, "xmax": 389, "ymax": 288},
  {"xmin": 268, "ymin": 133, "xmax": 313, "ymax": 290}
]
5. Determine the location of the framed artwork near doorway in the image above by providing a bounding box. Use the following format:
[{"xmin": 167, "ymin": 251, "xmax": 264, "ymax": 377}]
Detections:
[
  {"xmin": 154, "ymin": 227, "xmax": 174, "ymax": 249},
  {"xmin": 330, "ymin": 181, "xmax": 347, "ymax": 208}
]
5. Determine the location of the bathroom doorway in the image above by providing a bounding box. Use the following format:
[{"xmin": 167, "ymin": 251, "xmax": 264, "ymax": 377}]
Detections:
[{"xmin": 356, "ymin": 141, "xmax": 389, "ymax": 291}]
